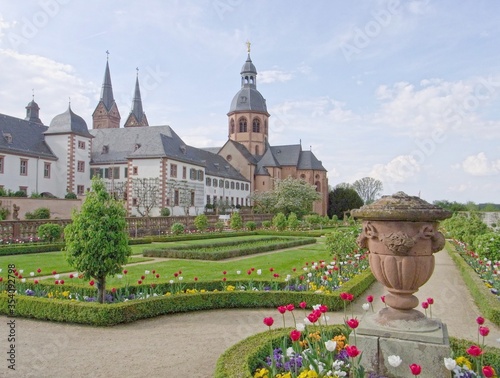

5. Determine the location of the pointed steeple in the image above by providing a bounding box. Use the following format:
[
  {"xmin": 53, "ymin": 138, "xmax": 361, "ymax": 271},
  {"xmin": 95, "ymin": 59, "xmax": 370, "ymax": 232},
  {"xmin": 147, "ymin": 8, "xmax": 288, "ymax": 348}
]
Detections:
[
  {"xmin": 100, "ymin": 58, "xmax": 115, "ymax": 111},
  {"xmin": 92, "ymin": 52, "xmax": 121, "ymax": 129},
  {"xmin": 124, "ymin": 68, "xmax": 149, "ymax": 127}
]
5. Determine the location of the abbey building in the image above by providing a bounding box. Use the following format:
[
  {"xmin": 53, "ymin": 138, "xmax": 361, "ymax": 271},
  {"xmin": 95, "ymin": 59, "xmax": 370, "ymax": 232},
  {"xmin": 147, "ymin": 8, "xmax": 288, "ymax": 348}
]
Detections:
[{"xmin": 0, "ymin": 51, "xmax": 328, "ymax": 216}]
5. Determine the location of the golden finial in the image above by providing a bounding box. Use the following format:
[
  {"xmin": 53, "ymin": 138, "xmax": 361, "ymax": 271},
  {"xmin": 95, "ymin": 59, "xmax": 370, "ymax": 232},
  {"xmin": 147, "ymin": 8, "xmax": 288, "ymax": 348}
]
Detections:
[{"xmin": 246, "ymin": 40, "xmax": 251, "ymax": 53}]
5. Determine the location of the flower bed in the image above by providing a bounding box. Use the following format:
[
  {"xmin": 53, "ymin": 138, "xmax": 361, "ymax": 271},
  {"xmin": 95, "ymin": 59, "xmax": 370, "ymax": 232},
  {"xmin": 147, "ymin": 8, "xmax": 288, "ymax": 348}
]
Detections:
[
  {"xmin": 0, "ymin": 269, "xmax": 375, "ymax": 326},
  {"xmin": 143, "ymin": 236, "xmax": 316, "ymax": 260}
]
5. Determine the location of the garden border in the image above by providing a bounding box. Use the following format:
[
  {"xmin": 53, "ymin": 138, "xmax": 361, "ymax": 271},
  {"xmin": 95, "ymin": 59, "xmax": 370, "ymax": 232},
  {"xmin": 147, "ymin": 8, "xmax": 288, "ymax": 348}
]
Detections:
[
  {"xmin": 446, "ymin": 242, "xmax": 500, "ymax": 325},
  {"xmin": 0, "ymin": 270, "xmax": 375, "ymax": 326}
]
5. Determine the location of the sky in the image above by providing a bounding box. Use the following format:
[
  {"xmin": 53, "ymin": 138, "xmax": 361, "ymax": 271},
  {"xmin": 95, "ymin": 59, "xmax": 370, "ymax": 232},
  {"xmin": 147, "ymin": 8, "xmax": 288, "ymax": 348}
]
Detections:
[{"xmin": 0, "ymin": 0, "xmax": 499, "ymax": 204}]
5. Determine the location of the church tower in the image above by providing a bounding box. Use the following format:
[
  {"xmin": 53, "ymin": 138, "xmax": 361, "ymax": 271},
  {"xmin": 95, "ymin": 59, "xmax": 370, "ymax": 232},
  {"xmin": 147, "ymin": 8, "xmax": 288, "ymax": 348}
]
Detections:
[
  {"xmin": 25, "ymin": 93, "xmax": 43, "ymax": 124},
  {"xmin": 92, "ymin": 53, "xmax": 121, "ymax": 129},
  {"xmin": 227, "ymin": 42, "xmax": 270, "ymax": 156},
  {"xmin": 124, "ymin": 69, "xmax": 149, "ymax": 127}
]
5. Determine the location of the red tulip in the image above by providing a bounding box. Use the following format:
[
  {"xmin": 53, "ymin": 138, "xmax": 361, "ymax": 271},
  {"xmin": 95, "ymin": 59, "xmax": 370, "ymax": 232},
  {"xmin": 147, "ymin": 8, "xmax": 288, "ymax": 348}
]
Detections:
[
  {"xmin": 409, "ymin": 363, "xmax": 422, "ymax": 376},
  {"xmin": 54, "ymin": 280, "xmax": 59, "ymax": 285},
  {"xmin": 381, "ymin": 295, "xmax": 385, "ymax": 303},
  {"xmin": 123, "ymin": 270, "xmax": 128, "ymax": 275},
  {"xmin": 137, "ymin": 280, "xmax": 142, "ymax": 285},
  {"xmin": 174, "ymin": 272, "xmax": 178, "ymax": 277},
  {"xmin": 69, "ymin": 274, "xmax": 74, "ymax": 279},
  {"xmin": 426, "ymin": 297, "xmax": 434, "ymax": 305},
  {"xmin": 14, "ymin": 272, "xmax": 18, "ymax": 277},
  {"xmin": 421, "ymin": 302, "xmax": 429, "ymax": 309},
  {"xmin": 0, "ymin": 277, "xmax": 3, "ymax": 282},
  {"xmin": 345, "ymin": 345, "xmax": 360, "ymax": 358},
  {"xmin": 263, "ymin": 317, "xmax": 274, "ymax": 327},
  {"xmin": 307, "ymin": 311, "xmax": 320, "ymax": 324},
  {"xmin": 156, "ymin": 274, "xmax": 160, "ymax": 278},
  {"xmin": 222, "ymin": 277, "xmax": 227, "ymax": 282},
  {"xmin": 482, "ymin": 366, "xmax": 495, "ymax": 378},
  {"xmin": 479, "ymin": 326, "xmax": 490, "ymax": 337},
  {"xmin": 319, "ymin": 304, "xmax": 328, "ymax": 313},
  {"xmin": 269, "ymin": 267, "xmax": 274, "ymax": 272},
  {"xmin": 178, "ymin": 270, "xmax": 182, "ymax": 275},
  {"xmin": 290, "ymin": 329, "xmax": 301, "ymax": 342},
  {"xmin": 141, "ymin": 275, "xmax": 145, "ymax": 280},
  {"xmin": 366, "ymin": 295, "xmax": 374, "ymax": 303},
  {"xmin": 111, "ymin": 288, "xmax": 117, "ymax": 293},
  {"xmin": 194, "ymin": 277, "xmax": 198, "ymax": 281},
  {"xmin": 278, "ymin": 306, "xmax": 287, "ymax": 314},
  {"xmin": 52, "ymin": 270, "xmax": 57, "ymax": 275},
  {"xmin": 340, "ymin": 292, "xmax": 348, "ymax": 300},
  {"xmin": 152, "ymin": 270, "xmax": 156, "ymax": 274},
  {"xmin": 466, "ymin": 345, "xmax": 483, "ymax": 357},
  {"xmin": 89, "ymin": 280, "xmax": 95, "ymax": 286},
  {"xmin": 299, "ymin": 301, "xmax": 307, "ymax": 309},
  {"xmin": 37, "ymin": 268, "xmax": 41, "ymax": 273},
  {"xmin": 286, "ymin": 304, "xmax": 294, "ymax": 312},
  {"xmin": 34, "ymin": 279, "xmax": 39, "ymax": 284},
  {"xmin": 60, "ymin": 280, "xmax": 64, "ymax": 285},
  {"xmin": 476, "ymin": 316, "xmax": 485, "ymax": 325},
  {"xmin": 222, "ymin": 271, "xmax": 227, "ymax": 275},
  {"xmin": 247, "ymin": 270, "xmax": 252, "ymax": 275},
  {"xmin": 251, "ymin": 267, "xmax": 255, "ymax": 271},
  {"xmin": 346, "ymin": 318, "xmax": 359, "ymax": 329}
]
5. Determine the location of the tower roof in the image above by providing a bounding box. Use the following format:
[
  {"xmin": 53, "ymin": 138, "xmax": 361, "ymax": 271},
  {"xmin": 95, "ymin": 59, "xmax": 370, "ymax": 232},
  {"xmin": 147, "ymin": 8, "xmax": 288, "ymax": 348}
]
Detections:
[
  {"xmin": 100, "ymin": 60, "xmax": 115, "ymax": 111},
  {"xmin": 241, "ymin": 54, "xmax": 257, "ymax": 75},
  {"xmin": 131, "ymin": 73, "xmax": 145, "ymax": 122},
  {"xmin": 46, "ymin": 105, "xmax": 92, "ymax": 137},
  {"xmin": 25, "ymin": 97, "xmax": 42, "ymax": 124}
]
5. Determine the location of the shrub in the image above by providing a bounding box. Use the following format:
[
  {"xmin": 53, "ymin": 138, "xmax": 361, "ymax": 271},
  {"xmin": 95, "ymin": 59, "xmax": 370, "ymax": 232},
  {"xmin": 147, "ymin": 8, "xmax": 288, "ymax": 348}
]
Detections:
[
  {"xmin": 65, "ymin": 192, "xmax": 77, "ymax": 199},
  {"xmin": 441, "ymin": 212, "xmax": 489, "ymax": 246},
  {"xmin": 262, "ymin": 220, "xmax": 272, "ymax": 229},
  {"xmin": 30, "ymin": 192, "xmax": 42, "ymax": 198},
  {"xmin": 303, "ymin": 214, "xmax": 322, "ymax": 229},
  {"xmin": 0, "ymin": 207, "xmax": 9, "ymax": 220},
  {"xmin": 194, "ymin": 214, "xmax": 209, "ymax": 232},
  {"xmin": 160, "ymin": 208, "xmax": 171, "ymax": 217},
  {"xmin": 25, "ymin": 207, "xmax": 50, "ymax": 220},
  {"xmin": 272, "ymin": 212, "xmax": 287, "ymax": 231},
  {"xmin": 14, "ymin": 190, "xmax": 27, "ymax": 197},
  {"xmin": 473, "ymin": 232, "xmax": 500, "ymax": 261},
  {"xmin": 215, "ymin": 220, "xmax": 225, "ymax": 232},
  {"xmin": 37, "ymin": 223, "xmax": 63, "ymax": 242},
  {"xmin": 230, "ymin": 212, "xmax": 243, "ymax": 230},
  {"xmin": 245, "ymin": 221, "xmax": 257, "ymax": 231},
  {"xmin": 287, "ymin": 212, "xmax": 299, "ymax": 230},
  {"xmin": 171, "ymin": 222, "xmax": 185, "ymax": 235}
]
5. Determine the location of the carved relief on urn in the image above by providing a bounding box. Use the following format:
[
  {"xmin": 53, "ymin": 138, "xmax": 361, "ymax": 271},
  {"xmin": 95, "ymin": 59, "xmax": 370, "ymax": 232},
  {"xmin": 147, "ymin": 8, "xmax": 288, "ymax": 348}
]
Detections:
[{"xmin": 352, "ymin": 192, "xmax": 451, "ymax": 327}]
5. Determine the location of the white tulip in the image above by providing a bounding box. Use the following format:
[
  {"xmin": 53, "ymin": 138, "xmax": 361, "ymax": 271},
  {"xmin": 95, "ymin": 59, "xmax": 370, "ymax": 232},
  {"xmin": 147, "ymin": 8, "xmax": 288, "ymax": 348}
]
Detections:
[
  {"xmin": 325, "ymin": 340, "xmax": 337, "ymax": 352},
  {"xmin": 257, "ymin": 269, "xmax": 262, "ymax": 275},
  {"xmin": 362, "ymin": 303, "xmax": 370, "ymax": 311},
  {"xmin": 296, "ymin": 323, "xmax": 305, "ymax": 331},
  {"xmin": 236, "ymin": 270, "xmax": 241, "ymax": 275},
  {"xmin": 19, "ymin": 270, "xmax": 24, "ymax": 274},
  {"xmin": 30, "ymin": 272, "xmax": 35, "ymax": 277},
  {"xmin": 388, "ymin": 355, "xmax": 402, "ymax": 367},
  {"xmin": 54, "ymin": 274, "xmax": 60, "ymax": 279},
  {"xmin": 286, "ymin": 347, "xmax": 295, "ymax": 357},
  {"xmin": 145, "ymin": 270, "xmax": 150, "ymax": 274},
  {"xmin": 444, "ymin": 357, "xmax": 456, "ymax": 370}
]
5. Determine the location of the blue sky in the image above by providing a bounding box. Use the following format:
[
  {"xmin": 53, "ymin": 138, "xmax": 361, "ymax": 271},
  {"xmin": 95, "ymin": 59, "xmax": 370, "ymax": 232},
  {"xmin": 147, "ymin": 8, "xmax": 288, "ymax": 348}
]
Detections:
[{"xmin": 0, "ymin": 0, "xmax": 499, "ymax": 204}]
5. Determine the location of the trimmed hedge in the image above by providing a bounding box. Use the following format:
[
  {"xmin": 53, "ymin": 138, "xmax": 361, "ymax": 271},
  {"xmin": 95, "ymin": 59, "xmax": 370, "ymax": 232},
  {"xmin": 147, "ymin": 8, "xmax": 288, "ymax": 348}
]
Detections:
[
  {"xmin": 0, "ymin": 243, "xmax": 65, "ymax": 256},
  {"xmin": 143, "ymin": 237, "xmax": 316, "ymax": 260},
  {"xmin": 214, "ymin": 327, "xmax": 500, "ymax": 378},
  {"xmin": 446, "ymin": 242, "xmax": 500, "ymax": 325},
  {"xmin": 0, "ymin": 269, "xmax": 375, "ymax": 326}
]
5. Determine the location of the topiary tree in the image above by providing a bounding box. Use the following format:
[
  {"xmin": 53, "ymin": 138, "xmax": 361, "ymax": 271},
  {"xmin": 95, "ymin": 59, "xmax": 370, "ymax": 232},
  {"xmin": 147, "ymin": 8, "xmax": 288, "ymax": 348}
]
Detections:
[
  {"xmin": 171, "ymin": 222, "xmax": 185, "ymax": 235},
  {"xmin": 262, "ymin": 220, "xmax": 272, "ymax": 229},
  {"xmin": 64, "ymin": 178, "xmax": 131, "ymax": 304},
  {"xmin": 65, "ymin": 192, "xmax": 78, "ymax": 199},
  {"xmin": 160, "ymin": 207, "xmax": 171, "ymax": 217},
  {"xmin": 273, "ymin": 212, "xmax": 287, "ymax": 231},
  {"xmin": 37, "ymin": 223, "xmax": 62, "ymax": 242},
  {"xmin": 287, "ymin": 212, "xmax": 300, "ymax": 230},
  {"xmin": 214, "ymin": 219, "xmax": 225, "ymax": 232},
  {"xmin": 230, "ymin": 212, "xmax": 243, "ymax": 230},
  {"xmin": 194, "ymin": 214, "xmax": 208, "ymax": 232}
]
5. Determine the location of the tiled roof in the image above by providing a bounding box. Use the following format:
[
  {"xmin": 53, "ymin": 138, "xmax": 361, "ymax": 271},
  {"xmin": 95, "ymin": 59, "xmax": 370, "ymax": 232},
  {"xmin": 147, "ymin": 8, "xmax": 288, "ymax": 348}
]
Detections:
[{"xmin": 0, "ymin": 113, "xmax": 56, "ymax": 159}]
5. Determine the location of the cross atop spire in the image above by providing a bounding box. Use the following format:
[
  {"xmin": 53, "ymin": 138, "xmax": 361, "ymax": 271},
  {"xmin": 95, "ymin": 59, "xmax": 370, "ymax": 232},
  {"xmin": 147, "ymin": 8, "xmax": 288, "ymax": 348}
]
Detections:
[
  {"xmin": 106, "ymin": 50, "xmax": 110, "ymax": 60},
  {"xmin": 246, "ymin": 40, "xmax": 251, "ymax": 53}
]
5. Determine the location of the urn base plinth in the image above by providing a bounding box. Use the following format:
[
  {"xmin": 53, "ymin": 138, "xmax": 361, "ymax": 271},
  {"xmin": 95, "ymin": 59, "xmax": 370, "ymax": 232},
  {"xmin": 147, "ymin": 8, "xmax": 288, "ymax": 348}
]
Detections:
[{"xmin": 371, "ymin": 308, "xmax": 440, "ymax": 333}]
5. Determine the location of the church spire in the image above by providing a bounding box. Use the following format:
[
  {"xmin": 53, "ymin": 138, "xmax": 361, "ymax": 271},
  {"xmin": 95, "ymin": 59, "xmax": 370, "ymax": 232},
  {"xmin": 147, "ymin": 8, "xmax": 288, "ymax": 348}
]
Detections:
[
  {"xmin": 124, "ymin": 68, "xmax": 149, "ymax": 127},
  {"xmin": 92, "ymin": 51, "xmax": 121, "ymax": 129}
]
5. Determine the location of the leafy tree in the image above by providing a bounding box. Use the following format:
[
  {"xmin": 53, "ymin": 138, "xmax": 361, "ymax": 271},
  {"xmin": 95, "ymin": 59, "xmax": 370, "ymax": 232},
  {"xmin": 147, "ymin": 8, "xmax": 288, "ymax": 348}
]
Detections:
[
  {"xmin": 194, "ymin": 214, "xmax": 208, "ymax": 232},
  {"xmin": 230, "ymin": 212, "xmax": 243, "ymax": 230},
  {"xmin": 325, "ymin": 228, "xmax": 360, "ymax": 275},
  {"xmin": 433, "ymin": 200, "xmax": 468, "ymax": 212},
  {"xmin": 214, "ymin": 220, "xmax": 225, "ymax": 232},
  {"xmin": 352, "ymin": 177, "xmax": 383, "ymax": 205},
  {"xmin": 252, "ymin": 177, "xmax": 320, "ymax": 217},
  {"xmin": 262, "ymin": 220, "xmax": 272, "ymax": 229},
  {"xmin": 473, "ymin": 232, "xmax": 500, "ymax": 261},
  {"xmin": 328, "ymin": 186, "xmax": 364, "ymax": 219},
  {"xmin": 287, "ymin": 212, "xmax": 300, "ymax": 230},
  {"xmin": 273, "ymin": 212, "xmax": 287, "ymax": 231},
  {"xmin": 303, "ymin": 214, "xmax": 322, "ymax": 229},
  {"xmin": 37, "ymin": 224, "xmax": 62, "ymax": 242},
  {"xmin": 25, "ymin": 207, "xmax": 50, "ymax": 219},
  {"xmin": 64, "ymin": 178, "xmax": 131, "ymax": 304},
  {"xmin": 441, "ymin": 213, "xmax": 489, "ymax": 245},
  {"xmin": 245, "ymin": 221, "xmax": 257, "ymax": 231}
]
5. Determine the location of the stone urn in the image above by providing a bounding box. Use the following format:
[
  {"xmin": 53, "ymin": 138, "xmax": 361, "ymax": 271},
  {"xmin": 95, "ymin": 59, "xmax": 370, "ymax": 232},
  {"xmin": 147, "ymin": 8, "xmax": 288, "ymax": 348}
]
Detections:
[{"xmin": 352, "ymin": 192, "xmax": 451, "ymax": 329}]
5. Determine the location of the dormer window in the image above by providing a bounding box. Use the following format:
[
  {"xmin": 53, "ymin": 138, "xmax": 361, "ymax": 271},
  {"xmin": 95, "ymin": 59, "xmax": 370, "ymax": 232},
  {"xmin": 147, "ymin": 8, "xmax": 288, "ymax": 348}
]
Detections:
[
  {"xmin": 102, "ymin": 145, "xmax": 109, "ymax": 154},
  {"xmin": 180, "ymin": 145, "xmax": 186, "ymax": 154},
  {"xmin": 134, "ymin": 143, "xmax": 141, "ymax": 151},
  {"xmin": 3, "ymin": 133, "xmax": 12, "ymax": 144}
]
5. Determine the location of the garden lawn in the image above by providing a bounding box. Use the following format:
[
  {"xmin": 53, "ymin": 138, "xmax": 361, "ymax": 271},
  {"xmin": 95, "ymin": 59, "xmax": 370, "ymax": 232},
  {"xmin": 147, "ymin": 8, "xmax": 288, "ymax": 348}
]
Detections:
[
  {"xmin": 104, "ymin": 242, "xmax": 328, "ymax": 287},
  {"xmin": 0, "ymin": 252, "xmax": 152, "ymax": 278}
]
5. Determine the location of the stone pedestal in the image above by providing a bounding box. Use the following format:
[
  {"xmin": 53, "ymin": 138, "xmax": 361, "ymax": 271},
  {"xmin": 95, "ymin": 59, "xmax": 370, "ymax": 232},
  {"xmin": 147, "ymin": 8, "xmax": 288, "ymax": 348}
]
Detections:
[{"xmin": 351, "ymin": 315, "xmax": 451, "ymax": 378}]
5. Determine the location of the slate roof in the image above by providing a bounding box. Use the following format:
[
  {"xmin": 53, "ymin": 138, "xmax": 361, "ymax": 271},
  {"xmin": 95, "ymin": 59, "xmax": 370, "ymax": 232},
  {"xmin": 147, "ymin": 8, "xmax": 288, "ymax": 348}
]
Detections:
[
  {"xmin": 0, "ymin": 113, "xmax": 56, "ymax": 159},
  {"xmin": 297, "ymin": 150, "xmax": 326, "ymax": 171},
  {"xmin": 130, "ymin": 75, "xmax": 146, "ymax": 123},
  {"xmin": 270, "ymin": 144, "xmax": 302, "ymax": 166},
  {"xmin": 45, "ymin": 106, "xmax": 93, "ymax": 138},
  {"xmin": 100, "ymin": 60, "xmax": 115, "ymax": 111},
  {"xmin": 90, "ymin": 125, "xmax": 248, "ymax": 182}
]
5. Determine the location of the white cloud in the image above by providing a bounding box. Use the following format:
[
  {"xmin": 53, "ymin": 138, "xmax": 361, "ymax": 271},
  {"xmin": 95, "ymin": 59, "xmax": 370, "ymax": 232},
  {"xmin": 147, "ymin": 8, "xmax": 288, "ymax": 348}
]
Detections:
[
  {"xmin": 373, "ymin": 76, "xmax": 500, "ymax": 137},
  {"xmin": 259, "ymin": 70, "xmax": 293, "ymax": 84},
  {"xmin": 461, "ymin": 152, "xmax": 500, "ymax": 176},
  {"xmin": 370, "ymin": 155, "xmax": 421, "ymax": 183}
]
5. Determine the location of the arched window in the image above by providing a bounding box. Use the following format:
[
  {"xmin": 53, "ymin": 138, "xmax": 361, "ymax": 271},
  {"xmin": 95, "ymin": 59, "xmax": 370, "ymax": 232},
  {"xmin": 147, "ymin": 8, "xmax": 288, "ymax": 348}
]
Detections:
[
  {"xmin": 230, "ymin": 119, "xmax": 235, "ymax": 134},
  {"xmin": 239, "ymin": 117, "xmax": 247, "ymax": 132},
  {"xmin": 315, "ymin": 181, "xmax": 321, "ymax": 192},
  {"xmin": 252, "ymin": 118, "xmax": 260, "ymax": 133}
]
